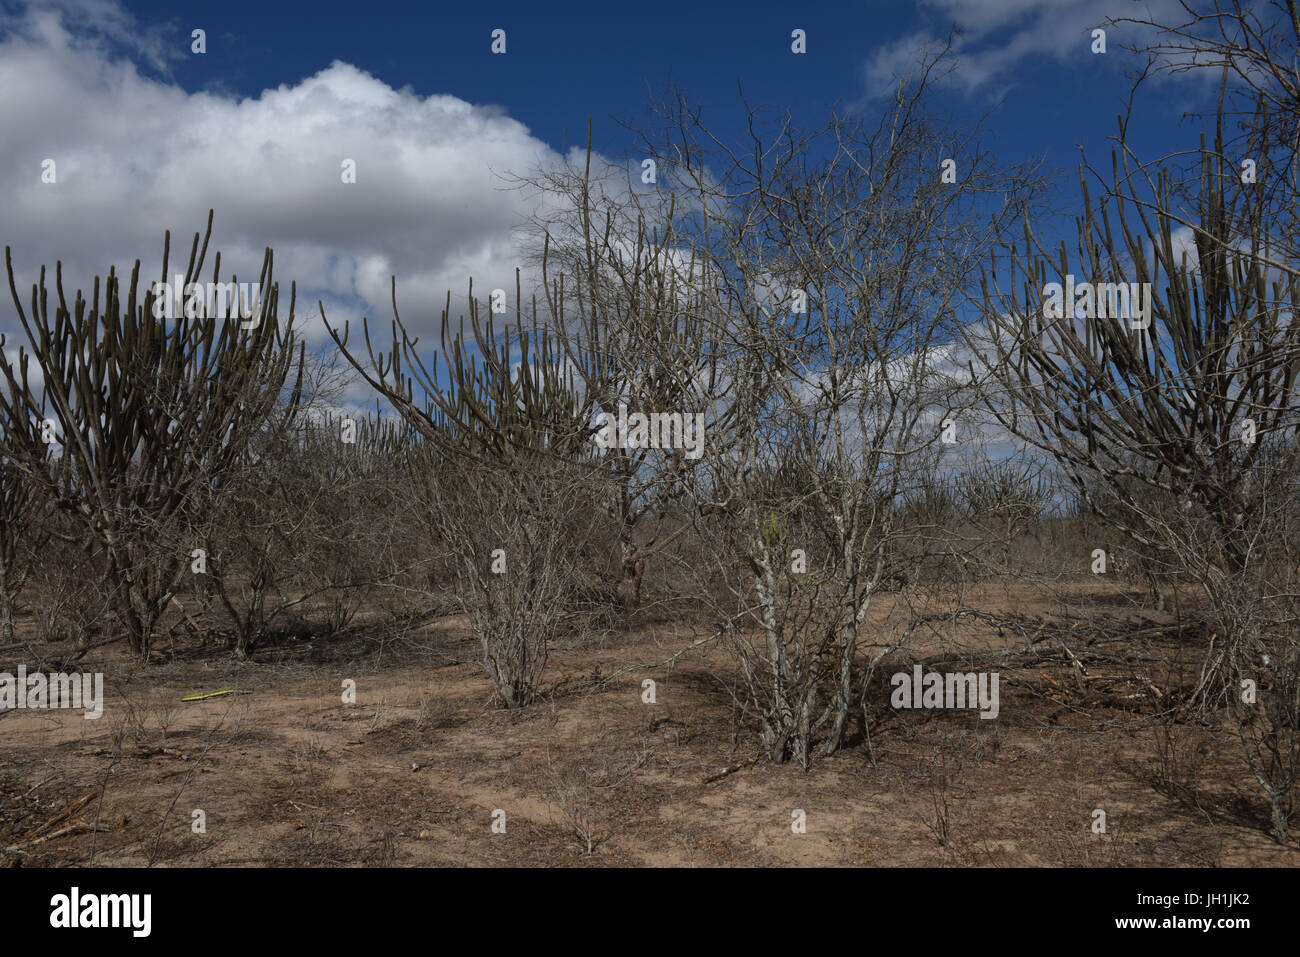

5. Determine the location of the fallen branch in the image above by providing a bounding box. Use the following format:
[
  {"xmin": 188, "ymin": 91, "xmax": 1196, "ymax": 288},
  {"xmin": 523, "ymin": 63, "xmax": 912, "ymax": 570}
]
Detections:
[
  {"xmin": 702, "ymin": 756, "xmax": 758, "ymax": 784},
  {"xmin": 4, "ymin": 819, "xmax": 106, "ymax": 851},
  {"xmin": 29, "ymin": 793, "xmax": 94, "ymax": 838}
]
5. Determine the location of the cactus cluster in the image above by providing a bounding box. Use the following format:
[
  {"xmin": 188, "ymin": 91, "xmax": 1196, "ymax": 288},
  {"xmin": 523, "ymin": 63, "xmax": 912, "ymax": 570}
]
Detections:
[{"xmin": 0, "ymin": 211, "xmax": 305, "ymax": 658}]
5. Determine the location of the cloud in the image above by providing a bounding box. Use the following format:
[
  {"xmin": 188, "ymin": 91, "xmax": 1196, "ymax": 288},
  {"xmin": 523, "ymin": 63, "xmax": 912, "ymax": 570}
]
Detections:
[
  {"xmin": 0, "ymin": 0, "xmax": 569, "ymax": 369},
  {"xmin": 863, "ymin": 0, "xmax": 1189, "ymax": 93},
  {"xmin": 0, "ymin": 0, "xmax": 181, "ymax": 75}
]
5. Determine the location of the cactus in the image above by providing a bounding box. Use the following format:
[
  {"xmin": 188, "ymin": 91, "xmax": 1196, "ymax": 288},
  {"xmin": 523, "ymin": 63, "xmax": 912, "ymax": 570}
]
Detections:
[
  {"xmin": 324, "ymin": 270, "xmax": 597, "ymax": 462},
  {"xmin": 0, "ymin": 398, "xmax": 50, "ymax": 641},
  {"xmin": 0, "ymin": 210, "xmax": 304, "ymax": 658},
  {"xmin": 976, "ymin": 119, "xmax": 1300, "ymax": 708}
]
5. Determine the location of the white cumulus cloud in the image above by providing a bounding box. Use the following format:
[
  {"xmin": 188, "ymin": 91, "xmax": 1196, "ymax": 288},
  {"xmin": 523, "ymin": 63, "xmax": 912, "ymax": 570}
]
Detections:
[{"xmin": 0, "ymin": 0, "xmax": 570, "ymax": 360}]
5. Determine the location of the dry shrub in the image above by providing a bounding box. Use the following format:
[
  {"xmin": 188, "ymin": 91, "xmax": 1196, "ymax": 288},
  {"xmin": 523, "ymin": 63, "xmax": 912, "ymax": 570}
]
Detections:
[{"xmin": 433, "ymin": 454, "xmax": 604, "ymax": 708}]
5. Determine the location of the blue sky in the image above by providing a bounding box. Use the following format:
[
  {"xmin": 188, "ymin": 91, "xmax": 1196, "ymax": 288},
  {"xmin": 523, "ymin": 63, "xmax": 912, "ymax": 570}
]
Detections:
[
  {"xmin": 102, "ymin": 0, "xmax": 1211, "ymax": 179},
  {"xmin": 0, "ymin": 0, "xmax": 1227, "ymax": 387}
]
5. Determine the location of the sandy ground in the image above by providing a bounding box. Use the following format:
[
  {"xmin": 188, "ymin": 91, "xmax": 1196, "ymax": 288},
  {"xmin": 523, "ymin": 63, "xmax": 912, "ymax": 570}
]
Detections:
[{"xmin": 1, "ymin": 582, "xmax": 1297, "ymax": 867}]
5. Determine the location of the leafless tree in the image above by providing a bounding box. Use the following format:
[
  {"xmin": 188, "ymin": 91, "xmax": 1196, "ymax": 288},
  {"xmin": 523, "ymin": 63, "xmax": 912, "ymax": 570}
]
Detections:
[
  {"xmin": 954, "ymin": 455, "xmax": 1055, "ymax": 574},
  {"xmin": 1114, "ymin": 0, "xmax": 1300, "ymax": 273},
  {"xmin": 0, "ymin": 399, "xmax": 50, "ymax": 641},
  {"xmin": 428, "ymin": 454, "xmax": 606, "ymax": 708},
  {"xmin": 511, "ymin": 125, "xmax": 738, "ymax": 610},
  {"xmin": 620, "ymin": 54, "xmax": 1041, "ymax": 763}
]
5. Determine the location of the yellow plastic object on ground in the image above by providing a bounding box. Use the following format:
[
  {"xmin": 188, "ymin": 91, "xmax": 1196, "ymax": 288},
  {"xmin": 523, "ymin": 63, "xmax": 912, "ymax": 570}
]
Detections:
[{"xmin": 180, "ymin": 688, "xmax": 253, "ymax": 702}]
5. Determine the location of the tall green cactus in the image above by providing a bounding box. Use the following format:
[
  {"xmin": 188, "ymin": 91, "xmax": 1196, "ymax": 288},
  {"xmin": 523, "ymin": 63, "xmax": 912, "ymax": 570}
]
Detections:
[
  {"xmin": 325, "ymin": 269, "xmax": 597, "ymax": 462},
  {"xmin": 976, "ymin": 120, "xmax": 1300, "ymax": 708},
  {"xmin": 979, "ymin": 126, "xmax": 1300, "ymax": 570},
  {"xmin": 0, "ymin": 210, "xmax": 304, "ymax": 658}
]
